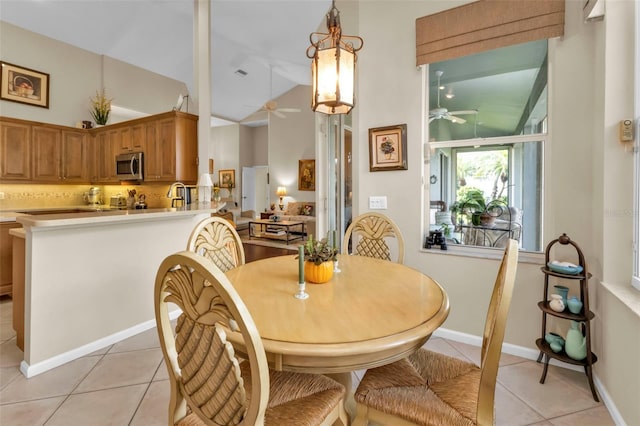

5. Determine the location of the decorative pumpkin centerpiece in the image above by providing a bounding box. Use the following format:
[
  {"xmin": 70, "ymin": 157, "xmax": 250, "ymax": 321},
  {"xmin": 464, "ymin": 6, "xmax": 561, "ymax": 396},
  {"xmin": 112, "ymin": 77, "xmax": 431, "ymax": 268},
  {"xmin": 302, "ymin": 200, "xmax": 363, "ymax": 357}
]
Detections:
[{"xmin": 303, "ymin": 234, "xmax": 338, "ymax": 284}]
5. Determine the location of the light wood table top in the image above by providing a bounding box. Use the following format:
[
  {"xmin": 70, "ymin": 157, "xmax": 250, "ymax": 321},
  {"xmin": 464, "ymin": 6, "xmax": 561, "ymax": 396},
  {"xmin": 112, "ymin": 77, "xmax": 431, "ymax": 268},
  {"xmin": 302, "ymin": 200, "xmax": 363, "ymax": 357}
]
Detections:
[{"xmin": 225, "ymin": 254, "xmax": 449, "ymax": 374}]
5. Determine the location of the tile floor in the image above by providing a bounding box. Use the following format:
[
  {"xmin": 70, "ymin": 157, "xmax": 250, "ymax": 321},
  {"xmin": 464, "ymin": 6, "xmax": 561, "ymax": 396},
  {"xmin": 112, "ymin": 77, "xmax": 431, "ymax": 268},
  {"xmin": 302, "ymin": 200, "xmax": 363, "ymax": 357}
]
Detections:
[{"xmin": 0, "ymin": 296, "xmax": 614, "ymax": 426}]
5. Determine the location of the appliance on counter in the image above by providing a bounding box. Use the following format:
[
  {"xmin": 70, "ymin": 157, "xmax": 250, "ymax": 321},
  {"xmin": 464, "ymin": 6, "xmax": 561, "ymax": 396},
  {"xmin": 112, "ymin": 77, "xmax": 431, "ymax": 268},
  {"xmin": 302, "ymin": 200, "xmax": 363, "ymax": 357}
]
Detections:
[
  {"xmin": 116, "ymin": 152, "xmax": 143, "ymax": 181},
  {"xmin": 110, "ymin": 194, "xmax": 127, "ymax": 209},
  {"xmin": 83, "ymin": 187, "xmax": 102, "ymax": 205}
]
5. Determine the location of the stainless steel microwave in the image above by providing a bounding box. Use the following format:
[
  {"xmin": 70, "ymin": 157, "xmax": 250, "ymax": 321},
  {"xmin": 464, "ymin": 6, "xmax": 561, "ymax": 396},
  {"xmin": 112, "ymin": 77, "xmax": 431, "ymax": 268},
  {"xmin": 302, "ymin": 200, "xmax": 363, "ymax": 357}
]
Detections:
[{"xmin": 116, "ymin": 152, "xmax": 143, "ymax": 181}]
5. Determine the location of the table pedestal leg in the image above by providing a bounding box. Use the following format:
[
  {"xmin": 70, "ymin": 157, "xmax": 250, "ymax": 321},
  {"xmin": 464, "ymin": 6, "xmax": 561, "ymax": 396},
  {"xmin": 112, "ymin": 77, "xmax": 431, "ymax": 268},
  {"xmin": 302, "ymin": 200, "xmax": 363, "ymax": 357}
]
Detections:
[{"xmin": 326, "ymin": 372, "xmax": 353, "ymax": 425}]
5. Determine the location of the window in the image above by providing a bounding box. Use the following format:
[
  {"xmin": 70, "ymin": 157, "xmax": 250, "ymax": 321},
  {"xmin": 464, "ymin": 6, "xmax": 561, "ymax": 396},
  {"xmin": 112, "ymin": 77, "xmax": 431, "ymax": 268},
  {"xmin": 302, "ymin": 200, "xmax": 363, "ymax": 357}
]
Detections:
[{"xmin": 426, "ymin": 40, "xmax": 548, "ymax": 252}]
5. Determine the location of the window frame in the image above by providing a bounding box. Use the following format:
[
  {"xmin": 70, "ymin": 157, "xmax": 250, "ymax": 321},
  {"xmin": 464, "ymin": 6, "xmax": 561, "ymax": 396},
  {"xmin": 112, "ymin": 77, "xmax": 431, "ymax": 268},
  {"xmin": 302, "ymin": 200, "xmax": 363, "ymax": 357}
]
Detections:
[
  {"xmin": 422, "ymin": 67, "xmax": 547, "ymax": 262},
  {"xmin": 632, "ymin": 0, "xmax": 640, "ymax": 291}
]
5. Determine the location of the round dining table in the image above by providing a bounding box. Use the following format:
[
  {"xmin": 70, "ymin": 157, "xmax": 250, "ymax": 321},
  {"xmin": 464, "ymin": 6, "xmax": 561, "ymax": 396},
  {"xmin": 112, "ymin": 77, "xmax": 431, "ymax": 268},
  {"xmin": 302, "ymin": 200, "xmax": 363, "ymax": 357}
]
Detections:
[{"xmin": 224, "ymin": 254, "xmax": 450, "ymax": 377}]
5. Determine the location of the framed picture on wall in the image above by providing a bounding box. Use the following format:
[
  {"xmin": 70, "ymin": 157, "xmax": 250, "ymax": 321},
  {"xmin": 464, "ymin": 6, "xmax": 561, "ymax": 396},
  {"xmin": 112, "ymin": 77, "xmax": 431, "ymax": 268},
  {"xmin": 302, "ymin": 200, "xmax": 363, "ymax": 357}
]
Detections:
[
  {"xmin": 368, "ymin": 124, "xmax": 408, "ymax": 172},
  {"xmin": 0, "ymin": 61, "xmax": 50, "ymax": 108},
  {"xmin": 219, "ymin": 169, "xmax": 235, "ymax": 188},
  {"xmin": 298, "ymin": 159, "xmax": 316, "ymax": 191}
]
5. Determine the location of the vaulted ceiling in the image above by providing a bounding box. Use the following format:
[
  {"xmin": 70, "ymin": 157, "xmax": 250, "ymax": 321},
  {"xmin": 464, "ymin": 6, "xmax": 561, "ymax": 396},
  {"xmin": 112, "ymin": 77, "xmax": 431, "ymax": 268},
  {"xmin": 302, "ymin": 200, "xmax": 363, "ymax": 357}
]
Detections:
[{"xmin": 1, "ymin": 0, "xmax": 331, "ymax": 124}]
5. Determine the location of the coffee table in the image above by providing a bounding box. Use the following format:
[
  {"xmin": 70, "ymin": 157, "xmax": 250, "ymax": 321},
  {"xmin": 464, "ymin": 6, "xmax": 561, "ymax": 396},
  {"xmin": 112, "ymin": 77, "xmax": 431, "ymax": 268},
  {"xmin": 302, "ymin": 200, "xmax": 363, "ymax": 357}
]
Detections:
[{"xmin": 249, "ymin": 219, "xmax": 305, "ymax": 245}]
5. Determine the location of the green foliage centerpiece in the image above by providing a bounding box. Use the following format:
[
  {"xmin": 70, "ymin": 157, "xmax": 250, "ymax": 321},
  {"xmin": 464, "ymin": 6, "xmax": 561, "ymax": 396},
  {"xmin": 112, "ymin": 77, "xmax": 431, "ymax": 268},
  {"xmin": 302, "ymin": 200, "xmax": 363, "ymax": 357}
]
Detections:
[{"xmin": 89, "ymin": 89, "xmax": 112, "ymax": 125}]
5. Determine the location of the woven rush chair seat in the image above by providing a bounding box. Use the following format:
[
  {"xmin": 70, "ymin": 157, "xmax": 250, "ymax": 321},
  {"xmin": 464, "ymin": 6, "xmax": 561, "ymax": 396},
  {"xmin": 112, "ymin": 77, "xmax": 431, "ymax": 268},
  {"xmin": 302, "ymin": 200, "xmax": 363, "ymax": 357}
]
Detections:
[
  {"xmin": 186, "ymin": 216, "xmax": 245, "ymax": 272},
  {"xmin": 353, "ymin": 239, "xmax": 519, "ymax": 426},
  {"xmin": 343, "ymin": 212, "xmax": 405, "ymax": 263},
  {"xmin": 155, "ymin": 251, "xmax": 348, "ymax": 426}
]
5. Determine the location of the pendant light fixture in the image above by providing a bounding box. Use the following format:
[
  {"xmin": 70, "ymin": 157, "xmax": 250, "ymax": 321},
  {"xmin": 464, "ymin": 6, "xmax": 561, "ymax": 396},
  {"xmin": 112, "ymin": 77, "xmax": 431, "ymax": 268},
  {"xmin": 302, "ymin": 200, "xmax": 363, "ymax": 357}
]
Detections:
[{"xmin": 306, "ymin": 0, "xmax": 363, "ymax": 115}]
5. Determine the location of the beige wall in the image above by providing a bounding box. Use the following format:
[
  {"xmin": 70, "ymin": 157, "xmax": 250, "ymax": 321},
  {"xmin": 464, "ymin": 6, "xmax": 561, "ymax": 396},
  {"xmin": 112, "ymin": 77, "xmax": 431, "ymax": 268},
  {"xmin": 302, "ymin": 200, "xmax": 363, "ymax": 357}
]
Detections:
[
  {"xmin": 268, "ymin": 84, "xmax": 316, "ymax": 205},
  {"xmin": 0, "ymin": 22, "xmax": 188, "ymax": 126},
  {"xmin": 351, "ymin": 0, "xmax": 638, "ymax": 423}
]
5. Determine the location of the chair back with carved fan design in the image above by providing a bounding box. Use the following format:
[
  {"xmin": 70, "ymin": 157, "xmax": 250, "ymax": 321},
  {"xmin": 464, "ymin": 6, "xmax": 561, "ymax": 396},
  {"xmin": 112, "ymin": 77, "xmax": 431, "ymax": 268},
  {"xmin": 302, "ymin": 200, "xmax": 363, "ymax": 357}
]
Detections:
[
  {"xmin": 342, "ymin": 212, "xmax": 405, "ymax": 263},
  {"xmin": 155, "ymin": 251, "xmax": 348, "ymax": 425},
  {"xmin": 155, "ymin": 251, "xmax": 267, "ymax": 425},
  {"xmin": 187, "ymin": 216, "xmax": 245, "ymax": 272}
]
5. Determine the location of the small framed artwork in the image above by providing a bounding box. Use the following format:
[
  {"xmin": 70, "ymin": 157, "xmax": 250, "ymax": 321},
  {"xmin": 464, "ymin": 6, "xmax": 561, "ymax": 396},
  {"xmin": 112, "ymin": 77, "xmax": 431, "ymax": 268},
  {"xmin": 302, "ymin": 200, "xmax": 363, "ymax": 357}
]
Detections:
[
  {"xmin": 0, "ymin": 61, "xmax": 50, "ymax": 108},
  {"xmin": 219, "ymin": 169, "xmax": 235, "ymax": 188},
  {"xmin": 368, "ymin": 124, "xmax": 408, "ymax": 172},
  {"xmin": 298, "ymin": 159, "xmax": 316, "ymax": 191}
]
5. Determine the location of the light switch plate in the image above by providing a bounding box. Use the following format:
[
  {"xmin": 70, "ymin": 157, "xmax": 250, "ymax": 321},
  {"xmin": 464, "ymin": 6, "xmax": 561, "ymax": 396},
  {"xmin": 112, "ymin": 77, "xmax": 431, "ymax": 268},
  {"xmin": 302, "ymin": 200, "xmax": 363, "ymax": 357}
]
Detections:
[{"xmin": 369, "ymin": 196, "xmax": 387, "ymax": 209}]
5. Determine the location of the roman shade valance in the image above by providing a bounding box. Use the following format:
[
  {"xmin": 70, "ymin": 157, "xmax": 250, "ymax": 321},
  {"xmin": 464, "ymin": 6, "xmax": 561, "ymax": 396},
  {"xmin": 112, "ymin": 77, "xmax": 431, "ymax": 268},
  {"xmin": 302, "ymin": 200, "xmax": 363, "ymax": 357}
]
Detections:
[{"xmin": 416, "ymin": 0, "xmax": 565, "ymax": 65}]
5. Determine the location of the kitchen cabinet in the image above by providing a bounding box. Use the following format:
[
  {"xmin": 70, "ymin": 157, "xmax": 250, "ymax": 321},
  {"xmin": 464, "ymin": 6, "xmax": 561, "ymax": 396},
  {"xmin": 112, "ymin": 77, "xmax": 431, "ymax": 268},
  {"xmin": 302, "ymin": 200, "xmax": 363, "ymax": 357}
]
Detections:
[
  {"xmin": 31, "ymin": 125, "xmax": 88, "ymax": 182},
  {"xmin": 125, "ymin": 124, "xmax": 145, "ymax": 152},
  {"xmin": 0, "ymin": 119, "xmax": 31, "ymax": 181},
  {"xmin": 0, "ymin": 222, "xmax": 22, "ymax": 297},
  {"xmin": 144, "ymin": 112, "xmax": 198, "ymax": 183},
  {"xmin": 32, "ymin": 126, "xmax": 61, "ymax": 181},
  {"xmin": 61, "ymin": 129, "xmax": 88, "ymax": 182},
  {"xmin": 0, "ymin": 111, "xmax": 197, "ymax": 185},
  {"xmin": 94, "ymin": 131, "xmax": 118, "ymax": 182}
]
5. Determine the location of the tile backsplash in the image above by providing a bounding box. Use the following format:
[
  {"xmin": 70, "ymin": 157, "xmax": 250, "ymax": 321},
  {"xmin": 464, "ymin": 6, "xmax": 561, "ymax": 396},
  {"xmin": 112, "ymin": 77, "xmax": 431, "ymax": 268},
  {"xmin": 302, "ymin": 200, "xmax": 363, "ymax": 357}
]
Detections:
[{"xmin": 0, "ymin": 183, "xmax": 183, "ymax": 210}]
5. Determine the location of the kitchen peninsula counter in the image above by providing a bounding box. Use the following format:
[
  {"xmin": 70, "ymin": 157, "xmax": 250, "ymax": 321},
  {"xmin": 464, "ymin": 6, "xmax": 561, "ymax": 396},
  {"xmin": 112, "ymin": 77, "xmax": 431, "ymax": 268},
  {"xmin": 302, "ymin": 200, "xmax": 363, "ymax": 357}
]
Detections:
[{"xmin": 16, "ymin": 202, "xmax": 224, "ymax": 377}]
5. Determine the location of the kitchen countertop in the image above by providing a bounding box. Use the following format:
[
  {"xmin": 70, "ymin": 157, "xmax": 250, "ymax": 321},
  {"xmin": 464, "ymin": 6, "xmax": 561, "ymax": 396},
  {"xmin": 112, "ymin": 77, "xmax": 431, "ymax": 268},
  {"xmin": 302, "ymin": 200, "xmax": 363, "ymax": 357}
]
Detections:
[{"xmin": 2, "ymin": 202, "xmax": 226, "ymax": 227}]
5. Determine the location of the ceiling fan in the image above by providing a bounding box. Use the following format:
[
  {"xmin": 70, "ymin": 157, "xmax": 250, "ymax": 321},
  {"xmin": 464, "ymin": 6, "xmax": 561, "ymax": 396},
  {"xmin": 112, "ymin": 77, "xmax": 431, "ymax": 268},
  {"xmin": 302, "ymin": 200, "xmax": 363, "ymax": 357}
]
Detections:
[
  {"xmin": 258, "ymin": 66, "xmax": 301, "ymax": 118},
  {"xmin": 429, "ymin": 70, "xmax": 477, "ymax": 124}
]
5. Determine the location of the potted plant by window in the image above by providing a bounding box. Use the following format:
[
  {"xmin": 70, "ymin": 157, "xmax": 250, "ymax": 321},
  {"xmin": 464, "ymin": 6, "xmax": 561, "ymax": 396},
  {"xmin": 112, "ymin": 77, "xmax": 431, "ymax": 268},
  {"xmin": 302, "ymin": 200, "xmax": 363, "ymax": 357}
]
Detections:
[
  {"xmin": 89, "ymin": 89, "xmax": 112, "ymax": 126},
  {"xmin": 450, "ymin": 187, "xmax": 498, "ymax": 227},
  {"xmin": 303, "ymin": 234, "xmax": 338, "ymax": 284}
]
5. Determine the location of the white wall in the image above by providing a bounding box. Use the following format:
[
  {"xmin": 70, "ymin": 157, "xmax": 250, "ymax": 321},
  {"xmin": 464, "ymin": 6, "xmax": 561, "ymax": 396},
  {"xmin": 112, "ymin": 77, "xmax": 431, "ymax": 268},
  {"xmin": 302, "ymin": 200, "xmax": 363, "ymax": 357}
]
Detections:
[
  {"xmin": 0, "ymin": 21, "xmax": 188, "ymax": 126},
  {"xmin": 210, "ymin": 124, "xmax": 240, "ymax": 198}
]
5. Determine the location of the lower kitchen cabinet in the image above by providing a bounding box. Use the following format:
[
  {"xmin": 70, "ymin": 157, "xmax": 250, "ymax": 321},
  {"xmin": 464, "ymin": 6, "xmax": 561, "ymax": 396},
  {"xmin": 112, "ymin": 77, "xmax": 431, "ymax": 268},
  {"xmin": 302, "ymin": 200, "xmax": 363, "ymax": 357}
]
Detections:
[{"xmin": 0, "ymin": 222, "xmax": 22, "ymax": 297}]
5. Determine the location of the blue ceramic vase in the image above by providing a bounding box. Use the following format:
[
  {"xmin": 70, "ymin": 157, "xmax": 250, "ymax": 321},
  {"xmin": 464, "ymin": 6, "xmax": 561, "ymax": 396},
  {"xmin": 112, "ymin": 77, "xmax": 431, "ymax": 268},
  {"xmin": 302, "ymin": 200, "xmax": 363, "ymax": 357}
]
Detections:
[{"xmin": 567, "ymin": 296, "xmax": 583, "ymax": 314}]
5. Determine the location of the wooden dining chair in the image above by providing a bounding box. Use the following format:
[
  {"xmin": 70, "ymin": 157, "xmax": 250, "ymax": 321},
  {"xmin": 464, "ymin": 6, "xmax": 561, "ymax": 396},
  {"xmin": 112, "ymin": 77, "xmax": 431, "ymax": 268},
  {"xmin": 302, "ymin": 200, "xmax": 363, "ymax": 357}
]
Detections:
[
  {"xmin": 155, "ymin": 251, "xmax": 349, "ymax": 426},
  {"xmin": 342, "ymin": 212, "xmax": 405, "ymax": 263},
  {"xmin": 186, "ymin": 216, "xmax": 245, "ymax": 272},
  {"xmin": 352, "ymin": 239, "xmax": 519, "ymax": 426}
]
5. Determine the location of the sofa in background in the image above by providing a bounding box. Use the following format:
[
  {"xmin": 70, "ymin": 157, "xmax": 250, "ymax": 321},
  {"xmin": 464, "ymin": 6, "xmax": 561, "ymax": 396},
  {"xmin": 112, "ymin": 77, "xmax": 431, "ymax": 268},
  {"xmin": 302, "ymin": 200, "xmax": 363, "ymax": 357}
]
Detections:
[
  {"xmin": 269, "ymin": 201, "xmax": 316, "ymax": 237},
  {"xmin": 214, "ymin": 199, "xmax": 254, "ymax": 231}
]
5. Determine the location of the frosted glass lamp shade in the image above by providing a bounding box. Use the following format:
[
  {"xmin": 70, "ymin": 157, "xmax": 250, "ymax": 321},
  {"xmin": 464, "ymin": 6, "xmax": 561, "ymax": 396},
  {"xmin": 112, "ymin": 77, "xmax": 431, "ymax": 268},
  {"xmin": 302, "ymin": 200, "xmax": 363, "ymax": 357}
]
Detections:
[{"xmin": 198, "ymin": 173, "xmax": 213, "ymax": 202}]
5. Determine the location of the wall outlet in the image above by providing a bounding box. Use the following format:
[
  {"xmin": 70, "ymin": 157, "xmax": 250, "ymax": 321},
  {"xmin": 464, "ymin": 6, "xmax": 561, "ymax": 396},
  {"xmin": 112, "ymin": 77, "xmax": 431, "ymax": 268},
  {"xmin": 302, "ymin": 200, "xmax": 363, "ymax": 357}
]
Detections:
[{"xmin": 369, "ymin": 196, "xmax": 387, "ymax": 209}]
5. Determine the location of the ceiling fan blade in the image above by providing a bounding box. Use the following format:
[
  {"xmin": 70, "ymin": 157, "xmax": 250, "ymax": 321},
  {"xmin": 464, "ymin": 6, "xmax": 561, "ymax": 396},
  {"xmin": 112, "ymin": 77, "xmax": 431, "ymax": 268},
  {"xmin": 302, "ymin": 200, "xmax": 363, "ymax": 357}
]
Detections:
[
  {"xmin": 448, "ymin": 110, "xmax": 478, "ymax": 116},
  {"xmin": 446, "ymin": 115, "xmax": 467, "ymax": 124},
  {"xmin": 278, "ymin": 108, "xmax": 301, "ymax": 113},
  {"xmin": 273, "ymin": 110, "xmax": 286, "ymax": 118}
]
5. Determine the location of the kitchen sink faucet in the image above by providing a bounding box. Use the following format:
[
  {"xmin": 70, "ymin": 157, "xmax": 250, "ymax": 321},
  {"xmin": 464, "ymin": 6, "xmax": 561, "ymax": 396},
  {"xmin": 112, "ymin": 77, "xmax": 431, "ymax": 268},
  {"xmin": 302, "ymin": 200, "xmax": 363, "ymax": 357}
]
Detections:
[{"xmin": 167, "ymin": 182, "xmax": 186, "ymax": 207}]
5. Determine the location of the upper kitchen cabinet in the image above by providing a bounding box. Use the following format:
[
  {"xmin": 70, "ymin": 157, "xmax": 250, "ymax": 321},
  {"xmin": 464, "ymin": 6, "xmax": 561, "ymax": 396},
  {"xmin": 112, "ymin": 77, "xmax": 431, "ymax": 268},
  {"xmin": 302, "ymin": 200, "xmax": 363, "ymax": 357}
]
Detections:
[
  {"xmin": 0, "ymin": 111, "xmax": 197, "ymax": 185},
  {"xmin": 32, "ymin": 125, "xmax": 88, "ymax": 183},
  {"xmin": 144, "ymin": 112, "xmax": 198, "ymax": 184},
  {"xmin": 114, "ymin": 125, "xmax": 144, "ymax": 153},
  {"xmin": 0, "ymin": 119, "xmax": 32, "ymax": 181},
  {"xmin": 61, "ymin": 129, "xmax": 88, "ymax": 182}
]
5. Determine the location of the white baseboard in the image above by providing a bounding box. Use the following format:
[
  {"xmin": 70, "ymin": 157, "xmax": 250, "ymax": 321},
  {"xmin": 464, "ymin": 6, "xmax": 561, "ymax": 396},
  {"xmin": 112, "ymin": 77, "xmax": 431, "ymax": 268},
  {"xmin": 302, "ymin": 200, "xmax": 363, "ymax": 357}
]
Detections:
[
  {"xmin": 20, "ymin": 309, "xmax": 182, "ymax": 378},
  {"xmin": 432, "ymin": 328, "xmax": 625, "ymax": 426}
]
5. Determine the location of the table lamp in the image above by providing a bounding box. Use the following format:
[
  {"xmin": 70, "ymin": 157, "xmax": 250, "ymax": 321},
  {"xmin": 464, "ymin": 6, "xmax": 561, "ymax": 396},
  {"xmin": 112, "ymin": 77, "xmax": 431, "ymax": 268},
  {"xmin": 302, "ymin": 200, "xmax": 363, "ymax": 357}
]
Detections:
[
  {"xmin": 197, "ymin": 173, "xmax": 213, "ymax": 203},
  {"xmin": 277, "ymin": 186, "xmax": 287, "ymax": 210}
]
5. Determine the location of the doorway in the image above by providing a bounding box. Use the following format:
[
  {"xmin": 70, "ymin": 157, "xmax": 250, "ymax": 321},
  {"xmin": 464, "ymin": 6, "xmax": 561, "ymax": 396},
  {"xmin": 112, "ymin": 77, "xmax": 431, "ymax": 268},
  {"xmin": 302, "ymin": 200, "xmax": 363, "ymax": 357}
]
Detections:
[{"xmin": 242, "ymin": 166, "xmax": 269, "ymax": 214}]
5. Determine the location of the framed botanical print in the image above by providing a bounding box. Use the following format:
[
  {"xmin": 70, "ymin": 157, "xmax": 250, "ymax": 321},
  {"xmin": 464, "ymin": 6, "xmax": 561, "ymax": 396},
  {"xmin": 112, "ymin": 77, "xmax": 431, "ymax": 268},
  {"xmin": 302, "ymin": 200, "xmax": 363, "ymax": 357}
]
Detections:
[
  {"xmin": 219, "ymin": 169, "xmax": 235, "ymax": 188},
  {"xmin": 298, "ymin": 159, "xmax": 316, "ymax": 191},
  {"xmin": 0, "ymin": 61, "xmax": 50, "ymax": 108},
  {"xmin": 368, "ymin": 124, "xmax": 408, "ymax": 172}
]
